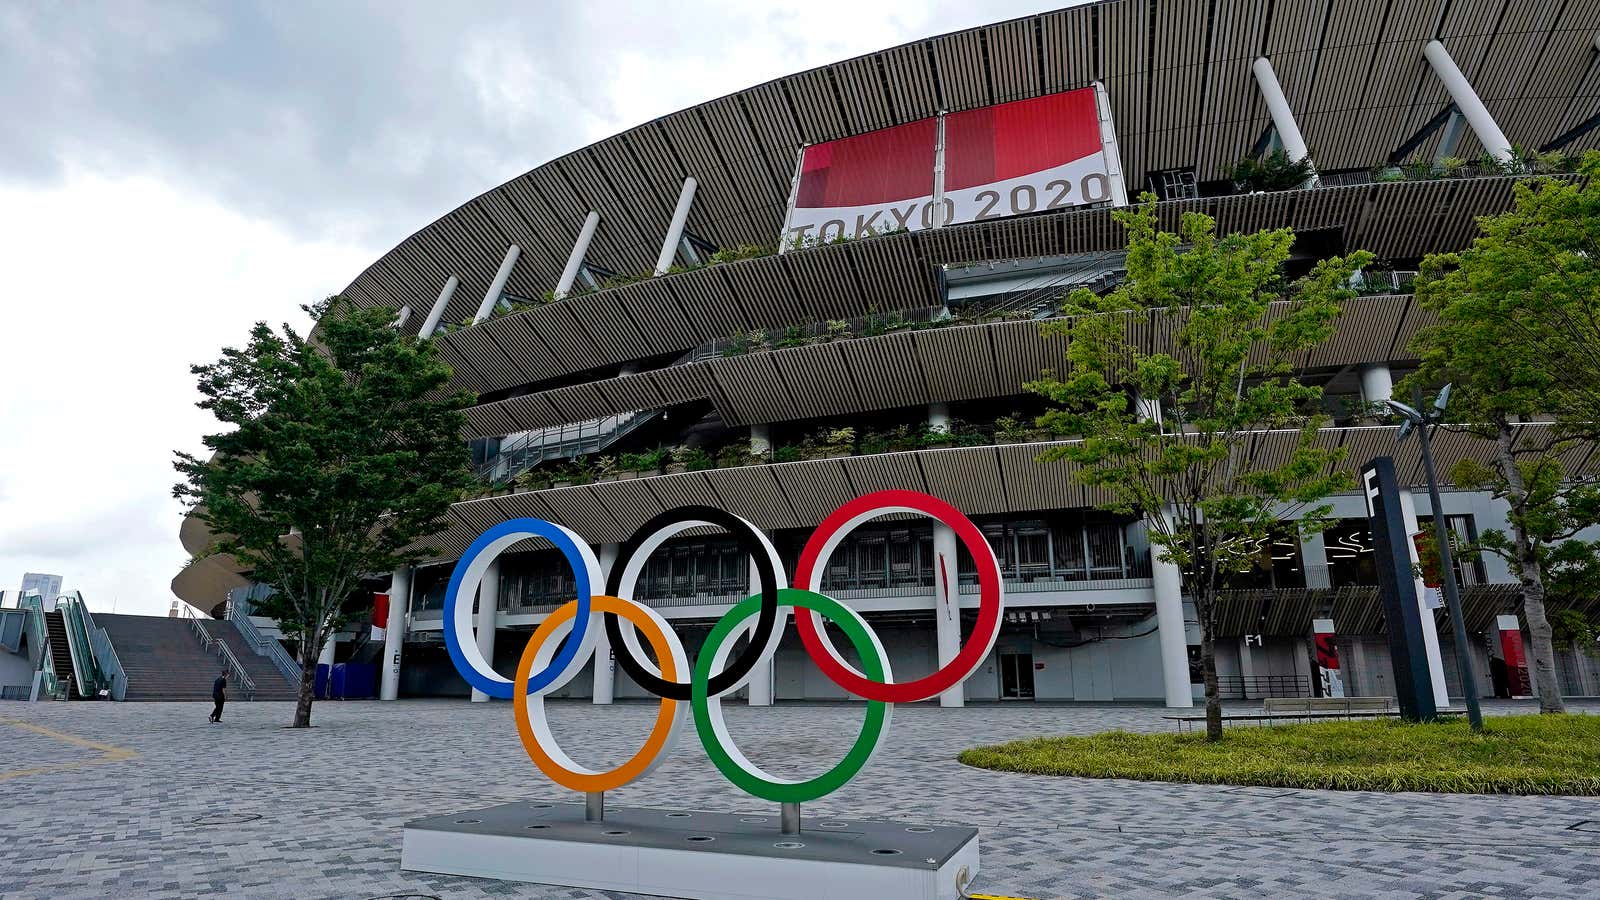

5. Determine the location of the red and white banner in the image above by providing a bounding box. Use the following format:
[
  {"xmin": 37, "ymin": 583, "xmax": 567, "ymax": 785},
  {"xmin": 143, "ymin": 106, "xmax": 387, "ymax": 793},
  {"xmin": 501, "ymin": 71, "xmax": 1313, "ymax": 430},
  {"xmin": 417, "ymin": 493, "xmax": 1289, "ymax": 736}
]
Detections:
[
  {"xmin": 1497, "ymin": 614, "xmax": 1530, "ymax": 697},
  {"xmin": 371, "ymin": 592, "xmax": 389, "ymax": 642},
  {"xmin": 781, "ymin": 85, "xmax": 1123, "ymax": 249},
  {"xmin": 942, "ymin": 89, "xmax": 1114, "ymax": 225},
  {"xmin": 1312, "ymin": 618, "xmax": 1345, "ymax": 698}
]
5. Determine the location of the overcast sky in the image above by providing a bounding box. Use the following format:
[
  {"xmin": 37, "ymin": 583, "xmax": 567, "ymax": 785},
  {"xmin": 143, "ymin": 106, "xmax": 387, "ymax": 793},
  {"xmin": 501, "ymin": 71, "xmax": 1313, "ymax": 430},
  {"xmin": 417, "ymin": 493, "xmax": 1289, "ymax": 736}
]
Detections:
[{"xmin": 0, "ymin": 0, "xmax": 1073, "ymax": 616}]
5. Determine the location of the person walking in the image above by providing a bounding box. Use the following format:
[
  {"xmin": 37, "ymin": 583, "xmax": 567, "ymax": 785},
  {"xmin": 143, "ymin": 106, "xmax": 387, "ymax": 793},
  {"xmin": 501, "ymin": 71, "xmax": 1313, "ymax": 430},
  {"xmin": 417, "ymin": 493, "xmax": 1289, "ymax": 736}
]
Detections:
[{"xmin": 210, "ymin": 670, "xmax": 227, "ymax": 723}]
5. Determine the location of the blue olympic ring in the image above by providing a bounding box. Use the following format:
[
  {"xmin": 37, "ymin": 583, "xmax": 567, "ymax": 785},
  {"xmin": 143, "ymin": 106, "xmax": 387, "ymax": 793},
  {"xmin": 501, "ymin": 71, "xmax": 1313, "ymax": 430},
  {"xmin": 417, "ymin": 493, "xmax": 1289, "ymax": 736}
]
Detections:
[{"xmin": 443, "ymin": 518, "xmax": 595, "ymax": 698}]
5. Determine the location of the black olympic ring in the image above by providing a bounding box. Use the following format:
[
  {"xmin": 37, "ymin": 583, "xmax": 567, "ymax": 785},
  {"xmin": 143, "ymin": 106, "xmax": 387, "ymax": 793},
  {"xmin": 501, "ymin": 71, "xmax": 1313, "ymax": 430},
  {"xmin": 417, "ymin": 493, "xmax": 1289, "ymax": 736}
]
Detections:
[{"xmin": 603, "ymin": 505, "xmax": 781, "ymax": 701}]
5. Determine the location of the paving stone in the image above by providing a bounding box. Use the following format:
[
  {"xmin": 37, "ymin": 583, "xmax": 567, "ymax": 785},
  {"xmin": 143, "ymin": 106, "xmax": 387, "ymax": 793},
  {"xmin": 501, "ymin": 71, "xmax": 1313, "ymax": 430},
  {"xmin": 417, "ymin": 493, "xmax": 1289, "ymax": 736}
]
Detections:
[{"xmin": 1, "ymin": 699, "xmax": 1595, "ymax": 898}]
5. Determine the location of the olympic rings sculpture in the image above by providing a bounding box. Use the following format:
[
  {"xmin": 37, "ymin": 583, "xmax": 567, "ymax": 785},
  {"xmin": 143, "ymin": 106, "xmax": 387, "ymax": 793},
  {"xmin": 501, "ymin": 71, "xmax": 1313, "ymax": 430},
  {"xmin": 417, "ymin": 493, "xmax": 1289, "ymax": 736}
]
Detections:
[{"xmin": 442, "ymin": 489, "xmax": 1004, "ymax": 803}]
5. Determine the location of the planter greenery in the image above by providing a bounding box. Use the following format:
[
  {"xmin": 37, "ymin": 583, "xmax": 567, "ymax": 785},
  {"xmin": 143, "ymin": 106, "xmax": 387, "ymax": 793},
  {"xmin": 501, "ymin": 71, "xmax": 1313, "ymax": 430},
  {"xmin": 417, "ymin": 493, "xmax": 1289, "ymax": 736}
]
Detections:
[
  {"xmin": 1230, "ymin": 148, "xmax": 1315, "ymax": 192},
  {"xmin": 958, "ymin": 715, "xmax": 1600, "ymax": 795}
]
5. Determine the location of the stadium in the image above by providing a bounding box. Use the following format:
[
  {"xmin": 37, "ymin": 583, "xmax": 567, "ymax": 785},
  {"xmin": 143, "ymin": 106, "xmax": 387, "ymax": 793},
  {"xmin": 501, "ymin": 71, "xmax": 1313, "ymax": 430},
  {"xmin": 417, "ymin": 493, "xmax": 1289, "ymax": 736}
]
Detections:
[{"xmin": 173, "ymin": 0, "xmax": 1600, "ymax": 707}]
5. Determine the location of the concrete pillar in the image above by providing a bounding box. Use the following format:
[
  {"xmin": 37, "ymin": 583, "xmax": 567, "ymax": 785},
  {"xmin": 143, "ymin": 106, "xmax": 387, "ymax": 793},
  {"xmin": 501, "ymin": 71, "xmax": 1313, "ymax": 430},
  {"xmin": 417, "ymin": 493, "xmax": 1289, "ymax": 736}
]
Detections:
[
  {"xmin": 1301, "ymin": 529, "xmax": 1331, "ymax": 589},
  {"xmin": 317, "ymin": 626, "xmax": 337, "ymax": 667},
  {"xmin": 1397, "ymin": 489, "xmax": 1452, "ymax": 708},
  {"xmin": 470, "ymin": 560, "xmax": 499, "ymax": 703},
  {"xmin": 933, "ymin": 522, "xmax": 964, "ymax": 707},
  {"xmin": 1238, "ymin": 635, "xmax": 1258, "ymax": 700},
  {"xmin": 654, "ymin": 178, "xmax": 698, "ymax": 276},
  {"xmin": 749, "ymin": 423, "xmax": 772, "ymax": 455},
  {"xmin": 1135, "ymin": 392, "xmax": 1163, "ymax": 431},
  {"xmin": 593, "ymin": 543, "xmax": 619, "ymax": 704},
  {"xmin": 392, "ymin": 305, "xmax": 411, "ymax": 330},
  {"xmin": 746, "ymin": 536, "xmax": 774, "ymax": 706},
  {"xmin": 1149, "ymin": 510, "xmax": 1193, "ymax": 708},
  {"xmin": 472, "ymin": 245, "xmax": 522, "ymax": 324},
  {"xmin": 380, "ymin": 567, "xmax": 411, "ymax": 700},
  {"xmin": 1136, "ymin": 390, "xmax": 1192, "ymax": 708},
  {"xmin": 1251, "ymin": 57, "xmax": 1318, "ymax": 186},
  {"xmin": 928, "ymin": 402, "xmax": 951, "ymax": 434},
  {"xmin": 555, "ymin": 212, "xmax": 600, "ymax": 300},
  {"xmin": 418, "ymin": 276, "xmax": 459, "ymax": 339},
  {"xmin": 1292, "ymin": 637, "xmax": 1314, "ymax": 697},
  {"xmin": 1423, "ymin": 40, "xmax": 1514, "ymax": 164},
  {"xmin": 1359, "ymin": 363, "xmax": 1394, "ymax": 409}
]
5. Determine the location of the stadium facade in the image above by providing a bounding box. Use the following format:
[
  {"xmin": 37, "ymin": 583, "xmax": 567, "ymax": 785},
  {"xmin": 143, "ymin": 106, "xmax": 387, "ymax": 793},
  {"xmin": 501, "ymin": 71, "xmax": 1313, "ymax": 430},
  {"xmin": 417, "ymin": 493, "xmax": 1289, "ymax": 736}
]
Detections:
[{"xmin": 174, "ymin": 0, "xmax": 1600, "ymax": 706}]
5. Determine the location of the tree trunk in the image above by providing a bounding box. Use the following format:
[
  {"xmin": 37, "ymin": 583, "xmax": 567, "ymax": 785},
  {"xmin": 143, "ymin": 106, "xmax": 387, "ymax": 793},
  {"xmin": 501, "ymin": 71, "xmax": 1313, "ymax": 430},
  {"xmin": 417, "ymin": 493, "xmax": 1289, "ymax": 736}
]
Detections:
[
  {"xmin": 1201, "ymin": 624, "xmax": 1223, "ymax": 741},
  {"xmin": 292, "ymin": 624, "xmax": 321, "ymax": 727},
  {"xmin": 1495, "ymin": 425, "xmax": 1567, "ymax": 714}
]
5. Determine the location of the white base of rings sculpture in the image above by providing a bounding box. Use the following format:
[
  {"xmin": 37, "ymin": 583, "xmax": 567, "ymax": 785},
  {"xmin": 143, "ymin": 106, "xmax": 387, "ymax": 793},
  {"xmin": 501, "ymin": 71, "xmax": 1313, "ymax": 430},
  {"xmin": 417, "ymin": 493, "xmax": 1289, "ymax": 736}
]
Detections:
[{"xmin": 400, "ymin": 490, "xmax": 1002, "ymax": 900}]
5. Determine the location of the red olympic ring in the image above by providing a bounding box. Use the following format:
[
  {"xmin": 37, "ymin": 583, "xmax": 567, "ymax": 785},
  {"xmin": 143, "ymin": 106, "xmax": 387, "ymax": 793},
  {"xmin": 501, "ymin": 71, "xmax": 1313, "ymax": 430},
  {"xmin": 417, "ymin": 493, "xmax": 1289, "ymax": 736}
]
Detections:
[{"xmin": 794, "ymin": 489, "xmax": 1003, "ymax": 703}]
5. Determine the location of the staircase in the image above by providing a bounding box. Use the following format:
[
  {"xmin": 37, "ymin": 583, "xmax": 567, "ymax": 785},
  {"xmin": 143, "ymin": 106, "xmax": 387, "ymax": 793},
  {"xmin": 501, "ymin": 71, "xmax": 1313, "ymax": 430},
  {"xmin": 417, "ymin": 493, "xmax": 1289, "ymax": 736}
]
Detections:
[
  {"xmin": 42, "ymin": 610, "xmax": 84, "ymax": 699},
  {"xmin": 97, "ymin": 614, "xmax": 300, "ymax": 701},
  {"xmin": 209, "ymin": 623, "xmax": 302, "ymax": 701}
]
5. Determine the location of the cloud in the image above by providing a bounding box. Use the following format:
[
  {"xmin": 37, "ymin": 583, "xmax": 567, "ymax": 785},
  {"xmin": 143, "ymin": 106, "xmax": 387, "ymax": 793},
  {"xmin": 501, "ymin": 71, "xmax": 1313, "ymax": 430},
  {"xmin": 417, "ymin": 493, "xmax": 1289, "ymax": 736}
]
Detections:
[{"xmin": 0, "ymin": 1, "xmax": 1068, "ymax": 615}]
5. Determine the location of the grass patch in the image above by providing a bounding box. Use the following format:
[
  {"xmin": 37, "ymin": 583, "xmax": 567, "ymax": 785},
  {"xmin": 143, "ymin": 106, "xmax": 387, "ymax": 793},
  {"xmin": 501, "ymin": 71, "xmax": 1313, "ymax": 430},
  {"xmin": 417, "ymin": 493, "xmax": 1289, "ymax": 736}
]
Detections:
[{"xmin": 957, "ymin": 714, "xmax": 1600, "ymax": 795}]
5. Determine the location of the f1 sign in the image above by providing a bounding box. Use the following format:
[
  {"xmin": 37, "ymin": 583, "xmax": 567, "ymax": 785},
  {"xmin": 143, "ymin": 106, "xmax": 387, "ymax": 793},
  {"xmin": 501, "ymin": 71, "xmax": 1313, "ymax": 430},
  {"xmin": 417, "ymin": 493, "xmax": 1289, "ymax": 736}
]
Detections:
[{"xmin": 781, "ymin": 84, "xmax": 1125, "ymax": 249}]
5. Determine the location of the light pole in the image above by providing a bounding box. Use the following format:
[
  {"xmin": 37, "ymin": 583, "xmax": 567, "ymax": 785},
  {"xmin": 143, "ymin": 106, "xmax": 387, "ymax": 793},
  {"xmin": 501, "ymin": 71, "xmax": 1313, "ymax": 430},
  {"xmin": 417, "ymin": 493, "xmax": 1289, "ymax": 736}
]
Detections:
[{"xmin": 1386, "ymin": 384, "xmax": 1485, "ymax": 731}]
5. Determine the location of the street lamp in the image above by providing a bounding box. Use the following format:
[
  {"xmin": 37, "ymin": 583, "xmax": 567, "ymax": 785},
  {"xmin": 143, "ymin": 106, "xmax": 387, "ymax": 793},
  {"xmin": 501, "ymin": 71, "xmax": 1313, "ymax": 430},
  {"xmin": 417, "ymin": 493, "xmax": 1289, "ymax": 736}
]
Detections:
[{"xmin": 1386, "ymin": 384, "xmax": 1484, "ymax": 731}]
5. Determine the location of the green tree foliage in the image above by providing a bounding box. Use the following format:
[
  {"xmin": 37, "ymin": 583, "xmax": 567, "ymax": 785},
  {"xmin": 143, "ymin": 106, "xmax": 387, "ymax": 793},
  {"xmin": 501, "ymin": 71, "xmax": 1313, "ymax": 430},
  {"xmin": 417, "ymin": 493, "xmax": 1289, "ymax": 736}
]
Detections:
[
  {"xmin": 1230, "ymin": 148, "xmax": 1316, "ymax": 192},
  {"xmin": 1406, "ymin": 155, "xmax": 1600, "ymax": 713},
  {"xmin": 174, "ymin": 298, "xmax": 474, "ymax": 726},
  {"xmin": 1026, "ymin": 198, "xmax": 1369, "ymax": 740}
]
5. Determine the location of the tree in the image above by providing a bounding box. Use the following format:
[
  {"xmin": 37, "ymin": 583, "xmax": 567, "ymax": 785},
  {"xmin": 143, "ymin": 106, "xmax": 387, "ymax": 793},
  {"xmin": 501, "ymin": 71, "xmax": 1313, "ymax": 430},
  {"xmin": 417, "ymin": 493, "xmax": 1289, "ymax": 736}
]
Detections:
[
  {"xmin": 1230, "ymin": 148, "xmax": 1316, "ymax": 193},
  {"xmin": 175, "ymin": 298, "xmax": 473, "ymax": 727},
  {"xmin": 1406, "ymin": 155, "xmax": 1600, "ymax": 713},
  {"xmin": 1027, "ymin": 198, "xmax": 1369, "ymax": 740}
]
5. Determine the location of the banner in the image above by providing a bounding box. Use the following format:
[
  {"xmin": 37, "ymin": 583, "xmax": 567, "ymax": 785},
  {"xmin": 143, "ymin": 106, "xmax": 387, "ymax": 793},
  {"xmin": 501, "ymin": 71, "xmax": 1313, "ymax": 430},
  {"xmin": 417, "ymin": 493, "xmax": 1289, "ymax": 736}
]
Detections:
[
  {"xmin": 1312, "ymin": 618, "xmax": 1344, "ymax": 698},
  {"xmin": 781, "ymin": 84, "xmax": 1123, "ymax": 249},
  {"xmin": 942, "ymin": 88, "xmax": 1114, "ymax": 225},
  {"xmin": 371, "ymin": 592, "xmax": 389, "ymax": 642},
  {"xmin": 1497, "ymin": 614, "xmax": 1530, "ymax": 697}
]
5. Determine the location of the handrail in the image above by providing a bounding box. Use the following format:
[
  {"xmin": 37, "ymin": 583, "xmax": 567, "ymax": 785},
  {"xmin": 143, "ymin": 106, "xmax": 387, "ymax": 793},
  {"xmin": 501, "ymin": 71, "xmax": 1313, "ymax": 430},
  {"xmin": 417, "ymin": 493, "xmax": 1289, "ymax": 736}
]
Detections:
[
  {"xmin": 58, "ymin": 594, "xmax": 106, "ymax": 698},
  {"xmin": 178, "ymin": 604, "xmax": 257, "ymax": 699},
  {"xmin": 76, "ymin": 601, "xmax": 127, "ymax": 701},
  {"xmin": 17, "ymin": 596, "xmax": 66, "ymax": 700},
  {"xmin": 227, "ymin": 596, "xmax": 300, "ymax": 684}
]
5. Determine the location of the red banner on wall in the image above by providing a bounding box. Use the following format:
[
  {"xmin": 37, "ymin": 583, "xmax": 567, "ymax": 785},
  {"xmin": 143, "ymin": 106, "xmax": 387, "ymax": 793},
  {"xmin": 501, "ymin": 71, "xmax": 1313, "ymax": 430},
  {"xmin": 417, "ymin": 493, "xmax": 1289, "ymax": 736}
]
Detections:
[{"xmin": 782, "ymin": 85, "xmax": 1122, "ymax": 248}]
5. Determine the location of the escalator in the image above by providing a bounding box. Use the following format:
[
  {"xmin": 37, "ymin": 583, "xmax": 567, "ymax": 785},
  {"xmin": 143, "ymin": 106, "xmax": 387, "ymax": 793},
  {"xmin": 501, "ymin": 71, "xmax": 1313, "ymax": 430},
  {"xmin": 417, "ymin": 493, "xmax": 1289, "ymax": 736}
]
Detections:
[{"xmin": 42, "ymin": 610, "xmax": 84, "ymax": 699}]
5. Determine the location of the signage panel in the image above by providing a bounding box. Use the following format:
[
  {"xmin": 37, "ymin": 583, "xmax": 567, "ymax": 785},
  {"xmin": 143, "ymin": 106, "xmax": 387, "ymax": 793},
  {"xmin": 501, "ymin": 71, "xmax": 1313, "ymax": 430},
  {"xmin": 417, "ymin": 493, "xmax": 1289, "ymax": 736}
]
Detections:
[{"xmin": 780, "ymin": 85, "xmax": 1124, "ymax": 249}]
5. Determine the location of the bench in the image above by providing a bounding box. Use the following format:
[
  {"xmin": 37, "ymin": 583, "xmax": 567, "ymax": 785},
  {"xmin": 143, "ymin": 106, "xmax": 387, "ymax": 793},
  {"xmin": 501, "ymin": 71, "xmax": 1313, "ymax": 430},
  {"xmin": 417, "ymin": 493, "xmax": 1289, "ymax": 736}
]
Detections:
[
  {"xmin": 1162, "ymin": 696, "xmax": 1397, "ymax": 732},
  {"xmin": 1263, "ymin": 696, "xmax": 1394, "ymax": 716}
]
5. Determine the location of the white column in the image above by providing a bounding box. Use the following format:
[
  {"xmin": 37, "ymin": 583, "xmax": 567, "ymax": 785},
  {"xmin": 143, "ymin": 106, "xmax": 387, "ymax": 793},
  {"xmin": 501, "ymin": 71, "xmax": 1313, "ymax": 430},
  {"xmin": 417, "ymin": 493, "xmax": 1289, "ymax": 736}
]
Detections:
[
  {"xmin": 470, "ymin": 560, "xmax": 499, "ymax": 702},
  {"xmin": 1397, "ymin": 489, "xmax": 1451, "ymax": 708},
  {"xmin": 749, "ymin": 423, "xmax": 771, "ymax": 455},
  {"xmin": 555, "ymin": 212, "xmax": 600, "ymax": 300},
  {"xmin": 317, "ymin": 626, "xmax": 337, "ymax": 666},
  {"xmin": 1137, "ymin": 395, "xmax": 1192, "ymax": 708},
  {"xmin": 1251, "ymin": 57, "xmax": 1318, "ymax": 186},
  {"xmin": 472, "ymin": 245, "xmax": 522, "ymax": 324},
  {"xmin": 380, "ymin": 567, "xmax": 410, "ymax": 700},
  {"xmin": 1359, "ymin": 363, "xmax": 1394, "ymax": 408},
  {"xmin": 418, "ymin": 276, "xmax": 459, "ymax": 339},
  {"xmin": 1150, "ymin": 517, "xmax": 1194, "ymax": 708},
  {"xmin": 928, "ymin": 402, "xmax": 951, "ymax": 434},
  {"xmin": 654, "ymin": 178, "xmax": 697, "ymax": 276},
  {"xmin": 593, "ymin": 543, "xmax": 619, "ymax": 704},
  {"xmin": 392, "ymin": 305, "xmax": 411, "ymax": 329},
  {"xmin": 746, "ymin": 535, "xmax": 774, "ymax": 706},
  {"xmin": 1423, "ymin": 40, "xmax": 1514, "ymax": 163},
  {"xmin": 933, "ymin": 522, "xmax": 963, "ymax": 707}
]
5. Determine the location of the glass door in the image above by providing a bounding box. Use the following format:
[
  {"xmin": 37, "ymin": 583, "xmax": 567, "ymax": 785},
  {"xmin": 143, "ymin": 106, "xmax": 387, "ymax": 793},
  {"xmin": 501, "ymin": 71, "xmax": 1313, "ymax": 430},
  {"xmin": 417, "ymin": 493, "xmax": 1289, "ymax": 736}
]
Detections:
[{"xmin": 999, "ymin": 652, "xmax": 1035, "ymax": 699}]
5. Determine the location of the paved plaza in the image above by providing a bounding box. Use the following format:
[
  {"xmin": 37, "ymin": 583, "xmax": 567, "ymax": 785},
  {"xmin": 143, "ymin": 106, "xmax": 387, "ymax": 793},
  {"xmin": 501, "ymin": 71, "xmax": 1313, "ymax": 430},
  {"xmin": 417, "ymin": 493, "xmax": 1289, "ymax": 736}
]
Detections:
[{"xmin": 2, "ymin": 698, "xmax": 1597, "ymax": 899}]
